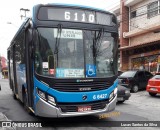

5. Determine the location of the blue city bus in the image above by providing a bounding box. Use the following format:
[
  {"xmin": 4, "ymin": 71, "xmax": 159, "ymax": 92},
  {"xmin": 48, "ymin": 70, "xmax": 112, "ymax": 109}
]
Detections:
[{"xmin": 7, "ymin": 3, "xmax": 119, "ymax": 117}]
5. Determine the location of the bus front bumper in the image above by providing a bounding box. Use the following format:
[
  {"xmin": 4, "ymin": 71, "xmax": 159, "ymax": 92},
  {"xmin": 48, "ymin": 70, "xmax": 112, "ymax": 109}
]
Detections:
[{"xmin": 35, "ymin": 94, "xmax": 117, "ymax": 118}]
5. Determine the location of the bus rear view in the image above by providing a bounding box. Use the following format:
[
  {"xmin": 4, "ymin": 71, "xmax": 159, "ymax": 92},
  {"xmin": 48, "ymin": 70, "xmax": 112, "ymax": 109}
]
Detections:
[{"xmin": 8, "ymin": 4, "xmax": 119, "ymax": 117}]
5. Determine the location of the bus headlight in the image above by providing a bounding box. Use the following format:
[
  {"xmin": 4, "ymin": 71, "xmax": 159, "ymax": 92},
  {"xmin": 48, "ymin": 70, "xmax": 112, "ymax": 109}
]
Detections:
[
  {"xmin": 48, "ymin": 95, "xmax": 56, "ymax": 106},
  {"xmin": 114, "ymin": 88, "xmax": 118, "ymax": 95},
  {"xmin": 37, "ymin": 89, "xmax": 46, "ymax": 100},
  {"xmin": 37, "ymin": 88, "xmax": 56, "ymax": 106},
  {"xmin": 109, "ymin": 92, "xmax": 114, "ymax": 102},
  {"xmin": 109, "ymin": 88, "xmax": 117, "ymax": 102}
]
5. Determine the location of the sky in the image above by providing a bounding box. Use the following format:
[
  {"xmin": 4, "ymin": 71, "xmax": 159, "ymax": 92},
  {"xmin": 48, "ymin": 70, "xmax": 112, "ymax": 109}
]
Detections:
[{"xmin": 0, "ymin": 0, "xmax": 119, "ymax": 58}]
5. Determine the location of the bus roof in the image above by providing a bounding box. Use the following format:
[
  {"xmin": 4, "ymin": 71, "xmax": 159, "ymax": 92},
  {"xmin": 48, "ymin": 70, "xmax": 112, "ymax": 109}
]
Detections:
[
  {"xmin": 33, "ymin": 3, "xmax": 112, "ymax": 14},
  {"xmin": 32, "ymin": 3, "xmax": 116, "ymax": 27},
  {"xmin": 45, "ymin": 3, "xmax": 107, "ymax": 12}
]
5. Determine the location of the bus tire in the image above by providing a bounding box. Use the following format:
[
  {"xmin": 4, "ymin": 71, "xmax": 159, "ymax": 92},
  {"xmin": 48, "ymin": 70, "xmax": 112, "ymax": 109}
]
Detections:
[
  {"xmin": 23, "ymin": 92, "xmax": 32, "ymax": 115},
  {"xmin": 12, "ymin": 91, "xmax": 17, "ymax": 100}
]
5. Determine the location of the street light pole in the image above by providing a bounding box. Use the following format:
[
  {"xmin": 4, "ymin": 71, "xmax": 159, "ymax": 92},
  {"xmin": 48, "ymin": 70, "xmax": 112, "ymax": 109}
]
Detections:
[{"xmin": 20, "ymin": 8, "xmax": 30, "ymax": 20}]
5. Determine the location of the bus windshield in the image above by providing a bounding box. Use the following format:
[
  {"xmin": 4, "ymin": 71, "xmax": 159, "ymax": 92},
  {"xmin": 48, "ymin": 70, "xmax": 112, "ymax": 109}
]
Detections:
[{"xmin": 35, "ymin": 28, "xmax": 117, "ymax": 78}]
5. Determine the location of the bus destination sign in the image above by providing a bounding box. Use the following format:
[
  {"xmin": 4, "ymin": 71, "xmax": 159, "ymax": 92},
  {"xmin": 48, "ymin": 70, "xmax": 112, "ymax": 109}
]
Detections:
[{"xmin": 38, "ymin": 7, "xmax": 112, "ymax": 25}]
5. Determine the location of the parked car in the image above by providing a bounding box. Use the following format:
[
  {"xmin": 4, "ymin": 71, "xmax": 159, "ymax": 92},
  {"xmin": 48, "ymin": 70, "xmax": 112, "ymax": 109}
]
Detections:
[
  {"xmin": 118, "ymin": 70, "xmax": 153, "ymax": 93},
  {"xmin": 117, "ymin": 85, "xmax": 131, "ymax": 103},
  {"xmin": 146, "ymin": 74, "xmax": 160, "ymax": 96}
]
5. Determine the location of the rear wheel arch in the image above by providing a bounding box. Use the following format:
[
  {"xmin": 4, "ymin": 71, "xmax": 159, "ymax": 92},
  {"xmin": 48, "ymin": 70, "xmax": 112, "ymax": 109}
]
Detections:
[{"xmin": 22, "ymin": 86, "xmax": 33, "ymax": 115}]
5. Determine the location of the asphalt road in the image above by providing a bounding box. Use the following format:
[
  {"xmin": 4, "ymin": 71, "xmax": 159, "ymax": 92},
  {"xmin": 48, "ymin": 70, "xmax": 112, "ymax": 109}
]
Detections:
[{"xmin": 0, "ymin": 79, "xmax": 160, "ymax": 130}]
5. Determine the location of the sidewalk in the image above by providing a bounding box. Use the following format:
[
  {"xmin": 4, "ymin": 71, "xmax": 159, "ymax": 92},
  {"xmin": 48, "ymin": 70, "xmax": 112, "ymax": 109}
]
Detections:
[
  {"xmin": 0, "ymin": 79, "xmax": 14, "ymax": 130},
  {"xmin": 0, "ymin": 112, "xmax": 9, "ymax": 121},
  {"xmin": 0, "ymin": 80, "xmax": 10, "ymax": 121},
  {"xmin": 0, "ymin": 113, "xmax": 15, "ymax": 130},
  {"xmin": 0, "ymin": 79, "xmax": 12, "ymax": 96}
]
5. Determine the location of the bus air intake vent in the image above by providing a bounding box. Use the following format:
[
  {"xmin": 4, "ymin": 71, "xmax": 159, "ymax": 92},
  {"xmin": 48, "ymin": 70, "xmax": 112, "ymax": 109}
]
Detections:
[
  {"xmin": 57, "ymin": 99, "xmax": 109, "ymax": 112},
  {"xmin": 53, "ymin": 80, "xmax": 111, "ymax": 92}
]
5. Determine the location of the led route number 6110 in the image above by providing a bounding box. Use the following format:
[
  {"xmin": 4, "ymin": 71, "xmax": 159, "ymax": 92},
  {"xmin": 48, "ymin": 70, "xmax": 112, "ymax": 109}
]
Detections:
[{"xmin": 64, "ymin": 11, "xmax": 95, "ymax": 23}]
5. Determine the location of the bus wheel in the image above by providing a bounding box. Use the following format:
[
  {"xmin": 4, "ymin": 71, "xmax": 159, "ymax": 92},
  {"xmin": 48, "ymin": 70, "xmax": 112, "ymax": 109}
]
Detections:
[
  {"xmin": 12, "ymin": 91, "xmax": 17, "ymax": 100},
  {"xmin": 23, "ymin": 92, "xmax": 32, "ymax": 115}
]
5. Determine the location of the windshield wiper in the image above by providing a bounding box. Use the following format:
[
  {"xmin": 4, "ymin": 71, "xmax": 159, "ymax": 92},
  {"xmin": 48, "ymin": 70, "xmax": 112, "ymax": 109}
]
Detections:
[
  {"xmin": 54, "ymin": 24, "xmax": 62, "ymax": 54},
  {"xmin": 112, "ymin": 34, "xmax": 119, "ymax": 75},
  {"xmin": 36, "ymin": 29, "xmax": 42, "ymax": 54},
  {"xmin": 110, "ymin": 59, "xmax": 116, "ymax": 75},
  {"xmin": 93, "ymin": 28, "xmax": 104, "ymax": 56},
  {"xmin": 92, "ymin": 28, "xmax": 104, "ymax": 63}
]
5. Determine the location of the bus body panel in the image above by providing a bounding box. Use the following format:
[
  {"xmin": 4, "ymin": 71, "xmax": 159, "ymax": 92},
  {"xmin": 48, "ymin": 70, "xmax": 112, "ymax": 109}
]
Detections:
[
  {"xmin": 35, "ymin": 93, "xmax": 117, "ymax": 117},
  {"xmin": 34, "ymin": 77, "xmax": 118, "ymax": 117},
  {"xmin": 34, "ymin": 77, "xmax": 118, "ymax": 103}
]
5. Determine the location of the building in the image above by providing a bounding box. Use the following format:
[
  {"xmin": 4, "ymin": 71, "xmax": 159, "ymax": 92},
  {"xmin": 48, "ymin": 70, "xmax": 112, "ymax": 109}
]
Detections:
[
  {"xmin": 111, "ymin": 0, "xmax": 160, "ymax": 74},
  {"xmin": 0, "ymin": 56, "xmax": 8, "ymax": 78}
]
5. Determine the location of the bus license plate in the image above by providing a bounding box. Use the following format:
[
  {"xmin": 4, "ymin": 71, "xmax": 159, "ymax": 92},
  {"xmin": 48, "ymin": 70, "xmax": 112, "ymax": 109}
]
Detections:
[{"xmin": 78, "ymin": 106, "xmax": 91, "ymax": 112}]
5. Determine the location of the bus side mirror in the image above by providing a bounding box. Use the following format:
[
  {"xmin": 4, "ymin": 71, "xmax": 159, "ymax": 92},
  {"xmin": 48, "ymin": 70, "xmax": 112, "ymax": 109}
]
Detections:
[
  {"xmin": 48, "ymin": 55, "xmax": 54, "ymax": 75},
  {"xmin": 31, "ymin": 44, "xmax": 35, "ymax": 59},
  {"xmin": 27, "ymin": 29, "xmax": 35, "ymax": 59}
]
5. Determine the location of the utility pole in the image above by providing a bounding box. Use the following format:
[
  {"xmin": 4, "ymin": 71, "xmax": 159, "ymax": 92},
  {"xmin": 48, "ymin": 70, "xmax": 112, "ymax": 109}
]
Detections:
[
  {"xmin": 20, "ymin": 8, "xmax": 30, "ymax": 20},
  {"xmin": 0, "ymin": 55, "xmax": 1, "ymax": 72},
  {"xmin": 0, "ymin": 55, "xmax": 2, "ymax": 79}
]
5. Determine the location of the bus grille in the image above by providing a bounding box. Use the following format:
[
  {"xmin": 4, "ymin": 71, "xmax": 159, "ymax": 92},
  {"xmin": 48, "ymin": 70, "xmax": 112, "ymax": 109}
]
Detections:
[
  {"xmin": 53, "ymin": 81, "xmax": 111, "ymax": 92},
  {"xmin": 57, "ymin": 100, "xmax": 108, "ymax": 112}
]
